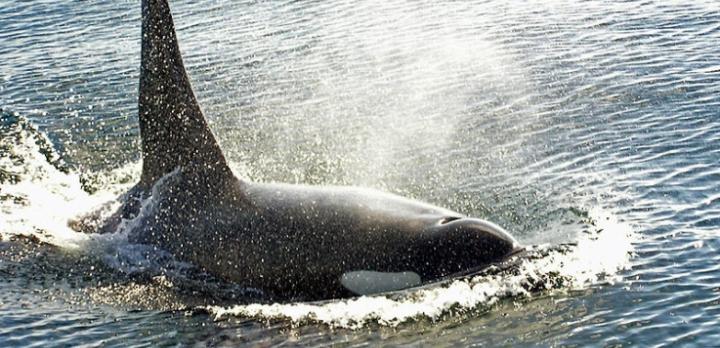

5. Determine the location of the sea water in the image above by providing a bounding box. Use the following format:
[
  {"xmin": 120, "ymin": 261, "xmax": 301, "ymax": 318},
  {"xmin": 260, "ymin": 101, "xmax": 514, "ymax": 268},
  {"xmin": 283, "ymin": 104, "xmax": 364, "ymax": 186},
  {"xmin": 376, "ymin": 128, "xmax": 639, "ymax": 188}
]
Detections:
[{"xmin": 0, "ymin": 1, "xmax": 718, "ymax": 346}]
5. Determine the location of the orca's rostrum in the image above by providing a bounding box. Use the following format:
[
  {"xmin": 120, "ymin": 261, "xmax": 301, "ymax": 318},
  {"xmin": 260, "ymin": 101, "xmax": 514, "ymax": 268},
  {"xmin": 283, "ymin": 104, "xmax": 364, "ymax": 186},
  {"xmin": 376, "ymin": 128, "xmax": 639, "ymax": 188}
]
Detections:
[{"xmin": 94, "ymin": 0, "xmax": 523, "ymax": 301}]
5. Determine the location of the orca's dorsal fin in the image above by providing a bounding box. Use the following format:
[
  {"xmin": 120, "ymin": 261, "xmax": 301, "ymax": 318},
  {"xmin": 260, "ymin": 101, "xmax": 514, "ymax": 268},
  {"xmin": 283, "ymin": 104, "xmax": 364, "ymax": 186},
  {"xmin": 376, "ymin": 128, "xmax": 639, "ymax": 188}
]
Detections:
[{"xmin": 138, "ymin": 0, "xmax": 233, "ymax": 188}]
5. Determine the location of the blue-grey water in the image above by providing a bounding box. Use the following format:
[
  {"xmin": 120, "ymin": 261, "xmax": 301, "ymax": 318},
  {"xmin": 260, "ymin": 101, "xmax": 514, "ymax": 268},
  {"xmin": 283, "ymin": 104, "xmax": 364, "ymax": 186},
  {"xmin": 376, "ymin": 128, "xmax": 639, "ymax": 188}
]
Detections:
[{"xmin": 1, "ymin": 0, "xmax": 719, "ymax": 346}]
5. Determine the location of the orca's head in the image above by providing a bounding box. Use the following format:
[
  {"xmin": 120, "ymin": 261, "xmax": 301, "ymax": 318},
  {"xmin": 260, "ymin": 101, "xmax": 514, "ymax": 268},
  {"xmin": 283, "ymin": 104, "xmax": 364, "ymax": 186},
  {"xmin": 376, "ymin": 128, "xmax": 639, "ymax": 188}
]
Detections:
[
  {"xmin": 413, "ymin": 216, "xmax": 521, "ymax": 278},
  {"xmin": 341, "ymin": 215, "xmax": 522, "ymax": 296}
]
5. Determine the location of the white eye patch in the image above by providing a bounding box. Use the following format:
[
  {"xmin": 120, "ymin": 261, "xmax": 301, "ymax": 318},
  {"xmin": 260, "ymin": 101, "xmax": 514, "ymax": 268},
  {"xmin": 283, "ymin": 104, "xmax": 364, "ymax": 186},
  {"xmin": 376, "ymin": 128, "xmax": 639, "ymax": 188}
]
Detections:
[{"xmin": 340, "ymin": 271, "xmax": 422, "ymax": 296}]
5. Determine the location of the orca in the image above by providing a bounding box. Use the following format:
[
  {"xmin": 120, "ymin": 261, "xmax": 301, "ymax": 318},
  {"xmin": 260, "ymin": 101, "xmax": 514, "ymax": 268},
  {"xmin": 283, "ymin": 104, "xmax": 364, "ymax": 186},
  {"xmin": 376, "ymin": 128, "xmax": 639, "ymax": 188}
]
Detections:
[{"xmin": 93, "ymin": 0, "xmax": 523, "ymax": 301}]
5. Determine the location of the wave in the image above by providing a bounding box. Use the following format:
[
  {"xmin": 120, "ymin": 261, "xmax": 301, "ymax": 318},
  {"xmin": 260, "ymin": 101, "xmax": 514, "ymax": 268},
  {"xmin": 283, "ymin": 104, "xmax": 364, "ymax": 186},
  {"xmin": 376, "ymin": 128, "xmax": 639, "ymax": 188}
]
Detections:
[{"xmin": 0, "ymin": 111, "xmax": 636, "ymax": 328}]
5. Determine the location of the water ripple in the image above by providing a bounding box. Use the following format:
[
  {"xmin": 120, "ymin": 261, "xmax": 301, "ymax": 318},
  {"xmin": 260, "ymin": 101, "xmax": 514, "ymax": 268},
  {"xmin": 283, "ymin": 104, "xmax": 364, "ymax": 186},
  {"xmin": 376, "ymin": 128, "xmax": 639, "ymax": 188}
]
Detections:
[{"xmin": 2, "ymin": 0, "xmax": 720, "ymax": 346}]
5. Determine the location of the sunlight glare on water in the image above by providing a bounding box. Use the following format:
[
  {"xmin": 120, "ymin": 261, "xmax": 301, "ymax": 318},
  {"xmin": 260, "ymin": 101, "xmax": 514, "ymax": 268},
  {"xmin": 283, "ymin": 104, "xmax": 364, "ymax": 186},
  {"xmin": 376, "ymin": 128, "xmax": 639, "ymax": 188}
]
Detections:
[{"xmin": 1, "ymin": 0, "xmax": 719, "ymax": 346}]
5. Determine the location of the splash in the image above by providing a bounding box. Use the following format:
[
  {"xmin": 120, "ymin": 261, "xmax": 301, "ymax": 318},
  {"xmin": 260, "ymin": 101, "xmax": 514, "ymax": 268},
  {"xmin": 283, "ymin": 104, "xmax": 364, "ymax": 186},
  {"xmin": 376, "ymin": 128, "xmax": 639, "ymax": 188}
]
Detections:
[
  {"xmin": 2, "ymin": 113, "xmax": 96, "ymax": 246},
  {"xmin": 1, "ymin": 113, "xmax": 636, "ymax": 328},
  {"xmin": 0, "ymin": 112, "xmax": 140, "ymax": 252},
  {"xmin": 207, "ymin": 208, "xmax": 636, "ymax": 328}
]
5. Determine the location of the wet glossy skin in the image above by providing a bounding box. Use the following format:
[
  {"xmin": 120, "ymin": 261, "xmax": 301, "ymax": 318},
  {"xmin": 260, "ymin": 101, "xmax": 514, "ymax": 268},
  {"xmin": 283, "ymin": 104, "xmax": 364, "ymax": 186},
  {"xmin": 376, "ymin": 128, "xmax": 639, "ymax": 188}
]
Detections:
[
  {"xmin": 118, "ymin": 0, "xmax": 521, "ymax": 301},
  {"xmin": 130, "ymin": 172, "xmax": 519, "ymax": 300}
]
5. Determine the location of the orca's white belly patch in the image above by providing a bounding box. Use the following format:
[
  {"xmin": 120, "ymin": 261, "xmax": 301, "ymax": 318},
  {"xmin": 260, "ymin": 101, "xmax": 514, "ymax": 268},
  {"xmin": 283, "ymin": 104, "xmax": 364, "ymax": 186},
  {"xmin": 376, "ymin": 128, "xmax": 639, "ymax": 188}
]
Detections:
[{"xmin": 340, "ymin": 271, "xmax": 422, "ymax": 295}]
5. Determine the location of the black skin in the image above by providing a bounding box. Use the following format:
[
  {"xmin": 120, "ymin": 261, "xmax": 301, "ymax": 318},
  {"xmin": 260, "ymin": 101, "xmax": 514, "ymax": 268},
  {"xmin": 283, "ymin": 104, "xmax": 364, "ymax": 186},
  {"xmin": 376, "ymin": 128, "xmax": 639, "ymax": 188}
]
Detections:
[
  {"xmin": 131, "ymin": 170, "xmax": 519, "ymax": 300},
  {"xmin": 81, "ymin": 0, "xmax": 522, "ymax": 301}
]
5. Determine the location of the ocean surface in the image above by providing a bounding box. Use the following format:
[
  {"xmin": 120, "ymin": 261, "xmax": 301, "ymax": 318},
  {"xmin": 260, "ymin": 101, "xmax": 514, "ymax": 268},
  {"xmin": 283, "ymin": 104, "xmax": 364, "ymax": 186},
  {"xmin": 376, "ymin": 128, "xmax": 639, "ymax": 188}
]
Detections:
[{"xmin": 1, "ymin": 0, "xmax": 719, "ymax": 346}]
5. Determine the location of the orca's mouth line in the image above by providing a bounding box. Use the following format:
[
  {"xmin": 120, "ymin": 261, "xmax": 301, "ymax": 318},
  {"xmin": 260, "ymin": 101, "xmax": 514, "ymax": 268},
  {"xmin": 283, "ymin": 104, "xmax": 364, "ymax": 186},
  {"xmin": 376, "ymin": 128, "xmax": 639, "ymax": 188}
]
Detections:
[
  {"xmin": 509, "ymin": 246, "xmax": 526, "ymax": 257},
  {"xmin": 418, "ymin": 247, "xmax": 529, "ymax": 286},
  {"xmin": 332, "ymin": 244, "xmax": 568, "ymax": 300}
]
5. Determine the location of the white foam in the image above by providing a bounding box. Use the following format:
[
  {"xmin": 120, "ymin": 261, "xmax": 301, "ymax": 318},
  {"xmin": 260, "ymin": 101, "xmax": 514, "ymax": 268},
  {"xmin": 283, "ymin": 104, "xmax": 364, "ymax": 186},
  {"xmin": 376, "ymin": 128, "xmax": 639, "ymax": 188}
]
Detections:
[
  {"xmin": 1, "ymin": 119, "xmax": 637, "ymax": 328},
  {"xmin": 0, "ymin": 117, "xmax": 140, "ymax": 253}
]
